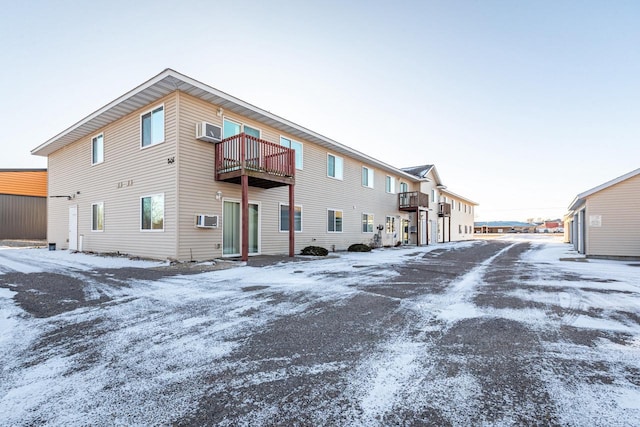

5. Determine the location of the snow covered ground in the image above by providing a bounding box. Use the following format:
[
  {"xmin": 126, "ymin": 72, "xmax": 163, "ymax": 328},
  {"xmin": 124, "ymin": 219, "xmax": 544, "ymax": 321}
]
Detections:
[{"xmin": 0, "ymin": 236, "xmax": 639, "ymax": 425}]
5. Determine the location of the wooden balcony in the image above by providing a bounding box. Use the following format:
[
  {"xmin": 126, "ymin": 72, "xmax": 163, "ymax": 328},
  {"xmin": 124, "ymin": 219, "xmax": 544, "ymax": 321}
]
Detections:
[
  {"xmin": 215, "ymin": 133, "xmax": 295, "ymax": 189},
  {"xmin": 438, "ymin": 202, "xmax": 451, "ymax": 217},
  {"xmin": 399, "ymin": 191, "xmax": 429, "ymax": 211}
]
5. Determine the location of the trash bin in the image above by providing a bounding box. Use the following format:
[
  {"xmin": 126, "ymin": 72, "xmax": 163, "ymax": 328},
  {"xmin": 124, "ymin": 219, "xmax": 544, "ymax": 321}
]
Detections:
[{"xmin": 48, "ymin": 243, "xmax": 56, "ymax": 251}]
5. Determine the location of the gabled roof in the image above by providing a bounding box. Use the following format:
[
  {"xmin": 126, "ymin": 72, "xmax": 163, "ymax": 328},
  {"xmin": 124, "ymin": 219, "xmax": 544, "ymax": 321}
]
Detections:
[
  {"xmin": 440, "ymin": 188, "xmax": 479, "ymax": 206},
  {"xmin": 31, "ymin": 68, "xmax": 420, "ymax": 182},
  {"xmin": 401, "ymin": 164, "xmax": 442, "ymax": 186},
  {"xmin": 568, "ymin": 167, "xmax": 640, "ymax": 211},
  {"xmin": 402, "ymin": 164, "xmax": 434, "ymax": 178}
]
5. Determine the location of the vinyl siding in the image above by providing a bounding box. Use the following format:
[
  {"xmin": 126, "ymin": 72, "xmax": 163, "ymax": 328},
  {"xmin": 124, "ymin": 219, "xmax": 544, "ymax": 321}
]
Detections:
[
  {"xmin": 47, "ymin": 93, "xmax": 179, "ymax": 259},
  {"xmin": 444, "ymin": 194, "xmax": 475, "ymax": 242},
  {"xmin": 45, "ymin": 88, "xmax": 479, "ymax": 261},
  {"xmin": 0, "ymin": 171, "xmax": 47, "ymax": 197},
  {"xmin": 419, "ymin": 174, "xmax": 476, "ymax": 244},
  {"xmin": 175, "ymin": 92, "xmax": 413, "ymax": 259},
  {"xmin": 585, "ymin": 173, "xmax": 640, "ymax": 257}
]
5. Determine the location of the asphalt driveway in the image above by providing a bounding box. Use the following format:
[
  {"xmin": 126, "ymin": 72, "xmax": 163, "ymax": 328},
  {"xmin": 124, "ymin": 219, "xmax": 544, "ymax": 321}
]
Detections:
[{"xmin": 1, "ymin": 237, "xmax": 639, "ymax": 426}]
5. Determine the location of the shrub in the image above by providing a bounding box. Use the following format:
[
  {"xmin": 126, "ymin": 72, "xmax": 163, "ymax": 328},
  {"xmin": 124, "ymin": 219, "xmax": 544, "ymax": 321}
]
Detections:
[
  {"xmin": 348, "ymin": 243, "xmax": 372, "ymax": 252},
  {"xmin": 300, "ymin": 245, "xmax": 329, "ymax": 256}
]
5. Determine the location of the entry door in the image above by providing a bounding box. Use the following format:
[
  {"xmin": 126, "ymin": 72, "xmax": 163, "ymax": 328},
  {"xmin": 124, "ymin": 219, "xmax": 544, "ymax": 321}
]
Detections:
[
  {"xmin": 420, "ymin": 212, "xmax": 427, "ymax": 245},
  {"xmin": 68, "ymin": 205, "xmax": 78, "ymax": 251},
  {"xmin": 223, "ymin": 201, "xmax": 260, "ymax": 256},
  {"xmin": 430, "ymin": 219, "xmax": 437, "ymax": 245},
  {"xmin": 401, "ymin": 219, "xmax": 409, "ymax": 244}
]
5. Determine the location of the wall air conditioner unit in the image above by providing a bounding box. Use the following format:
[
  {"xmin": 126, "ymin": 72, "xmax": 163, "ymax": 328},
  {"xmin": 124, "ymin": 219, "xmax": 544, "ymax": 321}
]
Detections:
[
  {"xmin": 196, "ymin": 214, "xmax": 219, "ymax": 228},
  {"xmin": 196, "ymin": 121, "xmax": 222, "ymax": 143}
]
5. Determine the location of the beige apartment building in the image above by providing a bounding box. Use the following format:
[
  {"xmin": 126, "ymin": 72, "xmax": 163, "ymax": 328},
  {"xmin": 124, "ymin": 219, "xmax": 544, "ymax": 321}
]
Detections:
[
  {"xmin": 32, "ymin": 69, "xmax": 476, "ymax": 261},
  {"xmin": 402, "ymin": 165, "xmax": 477, "ymax": 244},
  {"xmin": 566, "ymin": 167, "xmax": 640, "ymax": 259}
]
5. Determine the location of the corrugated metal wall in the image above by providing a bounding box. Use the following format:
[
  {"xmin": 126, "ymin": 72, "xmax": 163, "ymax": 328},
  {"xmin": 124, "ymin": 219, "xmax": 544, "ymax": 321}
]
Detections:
[{"xmin": 0, "ymin": 194, "xmax": 47, "ymax": 240}]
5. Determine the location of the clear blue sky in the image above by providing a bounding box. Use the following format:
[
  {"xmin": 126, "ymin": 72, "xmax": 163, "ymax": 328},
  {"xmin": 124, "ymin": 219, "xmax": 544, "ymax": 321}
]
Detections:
[{"xmin": 2, "ymin": 0, "xmax": 638, "ymax": 221}]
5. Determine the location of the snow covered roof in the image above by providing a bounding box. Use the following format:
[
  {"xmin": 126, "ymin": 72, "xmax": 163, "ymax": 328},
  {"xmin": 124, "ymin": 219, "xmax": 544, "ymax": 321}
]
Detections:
[{"xmin": 568, "ymin": 167, "xmax": 640, "ymax": 211}]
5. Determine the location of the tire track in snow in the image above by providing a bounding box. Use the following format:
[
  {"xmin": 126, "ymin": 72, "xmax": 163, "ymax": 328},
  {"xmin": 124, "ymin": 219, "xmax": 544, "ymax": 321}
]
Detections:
[{"xmin": 351, "ymin": 242, "xmax": 520, "ymax": 424}]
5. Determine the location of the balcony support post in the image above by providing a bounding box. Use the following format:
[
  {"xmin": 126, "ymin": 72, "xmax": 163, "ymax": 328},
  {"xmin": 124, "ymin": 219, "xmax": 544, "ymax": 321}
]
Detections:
[
  {"xmin": 241, "ymin": 174, "xmax": 249, "ymax": 262},
  {"xmin": 289, "ymin": 184, "xmax": 295, "ymax": 257},
  {"xmin": 425, "ymin": 209, "xmax": 429, "ymax": 245},
  {"xmin": 416, "ymin": 207, "xmax": 420, "ymax": 246}
]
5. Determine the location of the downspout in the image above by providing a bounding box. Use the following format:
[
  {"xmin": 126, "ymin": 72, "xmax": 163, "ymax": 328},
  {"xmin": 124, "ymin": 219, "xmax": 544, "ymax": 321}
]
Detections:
[{"xmin": 174, "ymin": 91, "xmax": 181, "ymax": 261}]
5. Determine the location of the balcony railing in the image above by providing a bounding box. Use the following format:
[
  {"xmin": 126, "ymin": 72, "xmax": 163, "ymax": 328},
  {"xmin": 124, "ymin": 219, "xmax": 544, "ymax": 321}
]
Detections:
[
  {"xmin": 215, "ymin": 133, "xmax": 295, "ymax": 188},
  {"xmin": 438, "ymin": 202, "xmax": 451, "ymax": 217},
  {"xmin": 398, "ymin": 191, "xmax": 429, "ymax": 211}
]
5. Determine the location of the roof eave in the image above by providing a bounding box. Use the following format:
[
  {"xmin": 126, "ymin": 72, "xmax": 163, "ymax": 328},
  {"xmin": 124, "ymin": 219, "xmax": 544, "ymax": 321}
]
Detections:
[{"xmin": 30, "ymin": 69, "xmax": 422, "ymax": 182}]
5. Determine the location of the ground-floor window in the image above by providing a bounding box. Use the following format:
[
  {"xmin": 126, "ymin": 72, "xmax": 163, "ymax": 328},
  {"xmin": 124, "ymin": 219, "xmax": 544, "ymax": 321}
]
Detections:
[
  {"xmin": 280, "ymin": 204, "xmax": 302, "ymax": 232},
  {"xmin": 141, "ymin": 194, "xmax": 164, "ymax": 231},
  {"xmin": 327, "ymin": 209, "xmax": 343, "ymax": 232},
  {"xmin": 362, "ymin": 213, "xmax": 374, "ymax": 233},
  {"xmin": 92, "ymin": 202, "xmax": 104, "ymax": 231},
  {"xmin": 385, "ymin": 216, "xmax": 395, "ymax": 233}
]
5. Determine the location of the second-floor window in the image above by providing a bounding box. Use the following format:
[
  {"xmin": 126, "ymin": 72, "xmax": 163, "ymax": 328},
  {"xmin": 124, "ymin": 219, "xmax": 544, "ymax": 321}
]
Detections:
[
  {"xmin": 280, "ymin": 137, "xmax": 303, "ymax": 170},
  {"xmin": 224, "ymin": 118, "xmax": 260, "ymax": 139},
  {"xmin": 141, "ymin": 105, "xmax": 164, "ymax": 148},
  {"xmin": 362, "ymin": 166, "xmax": 374, "ymax": 188},
  {"xmin": 400, "ymin": 182, "xmax": 408, "ymax": 193},
  {"xmin": 92, "ymin": 133, "xmax": 103, "ymax": 165},
  {"xmin": 385, "ymin": 176, "xmax": 395, "ymax": 194},
  {"xmin": 327, "ymin": 154, "xmax": 343, "ymax": 180}
]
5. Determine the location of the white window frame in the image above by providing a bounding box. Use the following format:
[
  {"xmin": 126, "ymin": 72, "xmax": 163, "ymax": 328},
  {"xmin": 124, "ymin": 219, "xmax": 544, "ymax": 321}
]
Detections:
[
  {"xmin": 362, "ymin": 213, "xmax": 374, "ymax": 233},
  {"xmin": 280, "ymin": 136, "xmax": 303, "ymax": 170},
  {"xmin": 362, "ymin": 166, "xmax": 374, "ymax": 188},
  {"xmin": 385, "ymin": 176, "xmax": 396, "ymax": 194},
  {"xmin": 91, "ymin": 133, "xmax": 104, "ymax": 165},
  {"xmin": 399, "ymin": 182, "xmax": 408, "ymax": 193},
  {"xmin": 223, "ymin": 117, "xmax": 261, "ymax": 139},
  {"xmin": 327, "ymin": 153, "xmax": 344, "ymax": 180},
  {"xmin": 91, "ymin": 202, "xmax": 104, "ymax": 232},
  {"xmin": 140, "ymin": 104, "xmax": 165, "ymax": 149},
  {"xmin": 279, "ymin": 203, "xmax": 303, "ymax": 233},
  {"xmin": 140, "ymin": 193, "xmax": 165, "ymax": 232},
  {"xmin": 327, "ymin": 208, "xmax": 343, "ymax": 233},
  {"xmin": 385, "ymin": 215, "xmax": 396, "ymax": 234}
]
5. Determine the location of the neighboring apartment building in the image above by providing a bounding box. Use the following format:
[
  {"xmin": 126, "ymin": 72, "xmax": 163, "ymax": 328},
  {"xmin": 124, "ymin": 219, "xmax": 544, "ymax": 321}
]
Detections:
[
  {"xmin": 32, "ymin": 69, "xmax": 476, "ymax": 261},
  {"xmin": 402, "ymin": 165, "xmax": 477, "ymax": 243},
  {"xmin": 566, "ymin": 167, "xmax": 640, "ymax": 259},
  {"xmin": 0, "ymin": 169, "xmax": 47, "ymax": 240}
]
